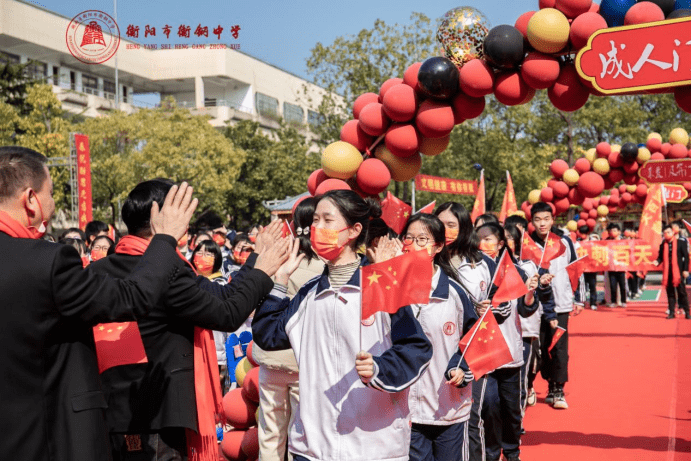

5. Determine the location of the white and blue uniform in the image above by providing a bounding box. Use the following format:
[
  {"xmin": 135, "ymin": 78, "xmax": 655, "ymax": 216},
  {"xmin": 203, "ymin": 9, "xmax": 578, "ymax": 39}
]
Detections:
[{"xmin": 252, "ymin": 258, "xmax": 432, "ymax": 461}]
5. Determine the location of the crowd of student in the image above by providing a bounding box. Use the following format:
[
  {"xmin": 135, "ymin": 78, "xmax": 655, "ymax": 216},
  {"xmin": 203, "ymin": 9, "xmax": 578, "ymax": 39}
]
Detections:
[{"xmin": 1, "ymin": 145, "xmax": 688, "ymax": 461}]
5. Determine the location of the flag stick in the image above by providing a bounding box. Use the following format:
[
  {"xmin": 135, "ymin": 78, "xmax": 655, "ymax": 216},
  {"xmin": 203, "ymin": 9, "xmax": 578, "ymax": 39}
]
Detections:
[
  {"xmin": 519, "ymin": 228, "xmax": 525, "ymax": 261},
  {"xmin": 455, "ymin": 307, "xmax": 492, "ymax": 371},
  {"xmin": 359, "ymin": 268, "xmax": 363, "ymax": 352},
  {"xmin": 537, "ymin": 237, "xmax": 547, "ymax": 270}
]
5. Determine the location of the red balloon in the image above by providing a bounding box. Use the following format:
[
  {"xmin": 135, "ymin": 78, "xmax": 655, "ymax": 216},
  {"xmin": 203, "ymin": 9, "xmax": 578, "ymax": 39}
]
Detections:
[
  {"xmin": 340, "ymin": 120, "xmax": 374, "ymax": 152},
  {"xmin": 520, "ymin": 87, "xmax": 537, "ymax": 105},
  {"xmin": 379, "ymin": 78, "xmax": 404, "ymax": 102},
  {"xmin": 382, "ymin": 84, "xmax": 418, "ymax": 122},
  {"xmin": 515, "ymin": 11, "xmax": 536, "ymax": 41},
  {"xmin": 494, "ymin": 71, "xmax": 531, "ymax": 106},
  {"xmin": 315, "ymin": 178, "xmax": 351, "ymax": 195},
  {"xmin": 548, "ymin": 202, "xmax": 556, "ymax": 215},
  {"xmin": 674, "ymin": 85, "xmax": 691, "ymax": 113},
  {"xmin": 603, "ymin": 177, "xmax": 615, "ymax": 190},
  {"xmin": 452, "ymin": 92, "xmax": 486, "ymax": 120},
  {"xmin": 556, "ymin": 0, "xmax": 592, "ymax": 18},
  {"xmin": 356, "ymin": 158, "xmax": 391, "ymax": 195},
  {"xmin": 646, "ymin": 137, "xmax": 662, "ymax": 153},
  {"xmin": 540, "ymin": 187, "xmax": 555, "ymax": 202},
  {"xmin": 622, "ymin": 161, "xmax": 639, "ymax": 175},
  {"xmin": 385, "ymin": 123, "xmax": 420, "ymax": 158},
  {"xmin": 623, "ymin": 173, "xmax": 638, "ymax": 185},
  {"xmin": 599, "ymin": 195, "xmax": 609, "ymax": 206},
  {"xmin": 404, "ymin": 62, "xmax": 423, "ymax": 94},
  {"xmin": 669, "ymin": 143, "xmax": 688, "ymax": 159},
  {"xmin": 582, "ymin": 198, "xmax": 594, "ymax": 211},
  {"xmin": 608, "ymin": 151, "xmax": 624, "ymax": 168},
  {"xmin": 608, "ymin": 195, "xmax": 619, "ymax": 206},
  {"xmin": 651, "ymin": 152, "xmax": 666, "ymax": 160},
  {"xmin": 567, "ymin": 187, "xmax": 585, "ymax": 205},
  {"xmin": 610, "ymin": 187, "xmax": 620, "ymax": 197},
  {"xmin": 635, "ymin": 183, "xmax": 648, "ymax": 197},
  {"xmin": 547, "ymin": 178, "xmax": 558, "ymax": 188},
  {"xmin": 521, "ymin": 52, "xmax": 561, "ymax": 90},
  {"xmin": 553, "ymin": 181, "xmax": 570, "ymax": 198},
  {"xmin": 245, "ymin": 341, "xmax": 259, "ymax": 367},
  {"xmin": 458, "ymin": 59, "xmax": 495, "ymax": 98},
  {"xmin": 528, "ymin": 222, "xmax": 536, "ymax": 234},
  {"xmin": 223, "ymin": 389, "xmax": 257, "ymax": 429},
  {"xmin": 596, "ymin": 142, "xmax": 611, "ymax": 158},
  {"xmin": 539, "ymin": 0, "xmax": 556, "ymax": 8},
  {"xmin": 624, "ymin": 2, "xmax": 665, "ymax": 25},
  {"xmin": 307, "ymin": 169, "xmax": 328, "ymax": 195},
  {"xmin": 608, "ymin": 205, "xmax": 618, "ymax": 213},
  {"xmin": 588, "ymin": 209, "xmax": 598, "ymax": 219},
  {"xmin": 569, "ymin": 12, "xmax": 608, "ymax": 49},
  {"xmin": 548, "ymin": 64, "xmax": 590, "ymax": 112},
  {"xmin": 588, "ymin": 2, "xmax": 599, "ymax": 13},
  {"xmin": 577, "ymin": 171, "xmax": 605, "ymax": 198},
  {"xmin": 579, "ymin": 211, "xmax": 589, "ymax": 220},
  {"xmin": 621, "ymin": 192, "xmax": 632, "ymax": 202},
  {"xmin": 555, "ymin": 197, "xmax": 570, "ymax": 214},
  {"xmin": 550, "ymin": 159, "xmax": 570, "ymax": 178},
  {"xmin": 661, "ymin": 142, "xmax": 672, "ymax": 156},
  {"xmin": 577, "ymin": 218, "xmax": 587, "ymax": 228},
  {"xmin": 617, "ymin": 184, "xmax": 627, "ymax": 194},
  {"xmin": 574, "ymin": 157, "xmax": 591, "ymax": 174},
  {"xmin": 415, "ymin": 100, "xmax": 455, "ymax": 139},
  {"xmin": 242, "ymin": 367, "xmax": 260, "ymax": 404},
  {"xmin": 221, "ymin": 430, "xmax": 248, "ymax": 461},
  {"xmin": 608, "ymin": 168, "xmax": 624, "ymax": 183},
  {"xmin": 353, "ymin": 93, "xmax": 379, "ymax": 119},
  {"xmin": 358, "ymin": 102, "xmax": 391, "ymax": 137},
  {"xmin": 241, "ymin": 427, "xmax": 259, "ymax": 460},
  {"xmin": 586, "ymin": 218, "xmax": 597, "ymax": 229}
]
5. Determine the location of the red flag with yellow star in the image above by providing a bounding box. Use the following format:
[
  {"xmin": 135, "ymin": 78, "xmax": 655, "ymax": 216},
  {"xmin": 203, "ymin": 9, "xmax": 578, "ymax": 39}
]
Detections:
[
  {"xmin": 520, "ymin": 232, "xmax": 542, "ymax": 266},
  {"xmin": 361, "ymin": 249, "xmax": 433, "ymax": 320},
  {"xmin": 498, "ymin": 171, "xmax": 517, "ymax": 223},
  {"xmin": 538, "ymin": 232, "xmax": 566, "ymax": 270},
  {"xmin": 491, "ymin": 250, "xmax": 529, "ymax": 307},
  {"xmin": 417, "ymin": 200, "xmax": 436, "ymax": 214},
  {"xmin": 459, "ymin": 310, "xmax": 513, "ymax": 379},
  {"xmin": 470, "ymin": 170, "xmax": 485, "ymax": 223},
  {"xmin": 637, "ymin": 184, "xmax": 664, "ymax": 261},
  {"xmin": 93, "ymin": 322, "xmax": 148, "ymax": 373},
  {"xmin": 380, "ymin": 191, "xmax": 412, "ymax": 234}
]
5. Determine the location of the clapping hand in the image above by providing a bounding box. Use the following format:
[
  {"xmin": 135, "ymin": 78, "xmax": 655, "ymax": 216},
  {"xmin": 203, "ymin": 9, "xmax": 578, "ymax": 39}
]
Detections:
[{"xmin": 274, "ymin": 238, "xmax": 305, "ymax": 286}]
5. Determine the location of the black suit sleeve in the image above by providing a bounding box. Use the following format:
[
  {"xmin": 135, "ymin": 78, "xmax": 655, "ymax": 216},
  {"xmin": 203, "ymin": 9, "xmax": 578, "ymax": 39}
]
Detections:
[
  {"xmin": 53, "ymin": 235, "xmax": 183, "ymax": 325},
  {"xmin": 195, "ymin": 252, "xmax": 258, "ymax": 299}
]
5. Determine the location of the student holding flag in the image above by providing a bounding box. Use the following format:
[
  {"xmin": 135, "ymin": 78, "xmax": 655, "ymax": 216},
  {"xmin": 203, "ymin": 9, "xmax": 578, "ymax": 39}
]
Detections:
[
  {"xmin": 530, "ymin": 202, "xmax": 585, "ymax": 410},
  {"xmin": 252, "ymin": 190, "xmax": 432, "ymax": 461}
]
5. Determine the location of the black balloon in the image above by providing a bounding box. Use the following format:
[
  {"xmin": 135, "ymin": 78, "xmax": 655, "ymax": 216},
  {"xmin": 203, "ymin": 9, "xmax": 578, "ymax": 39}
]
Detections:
[
  {"xmin": 668, "ymin": 8, "xmax": 691, "ymax": 17},
  {"xmin": 417, "ymin": 57, "xmax": 460, "ymax": 100},
  {"xmin": 638, "ymin": 0, "xmax": 676, "ymax": 16},
  {"xmin": 620, "ymin": 142, "xmax": 639, "ymax": 162},
  {"xmin": 483, "ymin": 25, "xmax": 524, "ymax": 69}
]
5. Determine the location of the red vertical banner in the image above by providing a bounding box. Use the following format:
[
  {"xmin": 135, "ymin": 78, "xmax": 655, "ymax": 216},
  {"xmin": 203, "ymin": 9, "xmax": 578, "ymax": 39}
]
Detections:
[
  {"xmin": 470, "ymin": 170, "xmax": 485, "ymax": 223},
  {"xmin": 74, "ymin": 134, "xmax": 93, "ymax": 230}
]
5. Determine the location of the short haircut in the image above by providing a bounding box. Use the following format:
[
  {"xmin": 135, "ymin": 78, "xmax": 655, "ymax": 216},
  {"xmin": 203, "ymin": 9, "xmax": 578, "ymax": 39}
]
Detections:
[
  {"xmin": 474, "ymin": 213, "xmax": 499, "ymax": 227},
  {"xmin": 61, "ymin": 227, "xmax": 86, "ymax": 241},
  {"xmin": 0, "ymin": 146, "xmax": 48, "ymax": 203},
  {"xmin": 121, "ymin": 179, "xmax": 175, "ymax": 238},
  {"xmin": 60, "ymin": 237, "xmax": 87, "ymax": 257},
  {"xmin": 531, "ymin": 202, "xmax": 553, "ymax": 217},
  {"xmin": 85, "ymin": 220, "xmax": 109, "ymax": 243},
  {"xmin": 476, "ymin": 222, "xmax": 506, "ymax": 242},
  {"xmin": 505, "ymin": 214, "xmax": 528, "ymax": 229},
  {"xmin": 190, "ymin": 239, "xmax": 223, "ymax": 273},
  {"xmin": 578, "ymin": 225, "xmax": 590, "ymax": 234},
  {"xmin": 606, "ymin": 223, "xmax": 621, "ymax": 231},
  {"xmin": 194, "ymin": 210, "xmax": 224, "ymax": 230},
  {"xmin": 663, "ymin": 224, "xmax": 673, "ymax": 232}
]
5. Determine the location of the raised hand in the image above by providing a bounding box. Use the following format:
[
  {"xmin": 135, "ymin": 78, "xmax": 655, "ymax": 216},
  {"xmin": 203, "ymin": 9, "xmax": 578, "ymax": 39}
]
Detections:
[
  {"xmin": 150, "ymin": 182, "xmax": 198, "ymax": 241},
  {"xmin": 255, "ymin": 220, "xmax": 284, "ymax": 254},
  {"xmin": 274, "ymin": 238, "xmax": 306, "ymax": 285},
  {"xmin": 254, "ymin": 237, "xmax": 291, "ymax": 277}
]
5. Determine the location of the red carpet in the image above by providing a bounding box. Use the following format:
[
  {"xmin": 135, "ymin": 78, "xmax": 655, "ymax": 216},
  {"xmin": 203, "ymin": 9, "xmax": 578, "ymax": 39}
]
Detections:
[{"xmin": 521, "ymin": 286, "xmax": 691, "ymax": 461}]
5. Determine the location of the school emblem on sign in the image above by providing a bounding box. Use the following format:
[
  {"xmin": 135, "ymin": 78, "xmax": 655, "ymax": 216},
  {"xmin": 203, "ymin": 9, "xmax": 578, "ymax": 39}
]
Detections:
[
  {"xmin": 480, "ymin": 281, "xmax": 487, "ymax": 292},
  {"xmin": 443, "ymin": 322, "xmax": 456, "ymax": 336},
  {"xmin": 361, "ymin": 315, "xmax": 375, "ymax": 327},
  {"xmin": 66, "ymin": 10, "xmax": 120, "ymax": 64}
]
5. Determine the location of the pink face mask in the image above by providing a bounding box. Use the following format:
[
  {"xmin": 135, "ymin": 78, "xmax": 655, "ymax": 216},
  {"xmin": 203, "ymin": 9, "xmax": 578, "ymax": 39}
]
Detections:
[{"xmin": 310, "ymin": 225, "xmax": 350, "ymax": 261}]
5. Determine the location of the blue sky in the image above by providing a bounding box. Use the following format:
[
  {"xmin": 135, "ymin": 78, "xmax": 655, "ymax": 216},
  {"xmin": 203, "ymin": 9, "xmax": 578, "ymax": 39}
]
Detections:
[{"xmin": 30, "ymin": 0, "xmax": 551, "ymax": 81}]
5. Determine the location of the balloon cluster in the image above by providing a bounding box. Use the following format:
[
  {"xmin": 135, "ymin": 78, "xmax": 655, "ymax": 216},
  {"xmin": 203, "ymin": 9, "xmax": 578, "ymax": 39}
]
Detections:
[
  {"xmin": 521, "ymin": 127, "xmax": 691, "ymax": 233},
  {"xmin": 220, "ymin": 340, "xmax": 260, "ymax": 461}
]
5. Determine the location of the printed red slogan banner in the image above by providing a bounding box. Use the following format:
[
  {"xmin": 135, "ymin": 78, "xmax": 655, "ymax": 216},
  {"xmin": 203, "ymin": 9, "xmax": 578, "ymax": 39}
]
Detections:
[
  {"xmin": 576, "ymin": 240, "xmax": 661, "ymax": 272},
  {"xmin": 415, "ymin": 174, "xmax": 477, "ymax": 196},
  {"xmin": 74, "ymin": 134, "xmax": 93, "ymax": 229},
  {"xmin": 576, "ymin": 17, "xmax": 691, "ymax": 94}
]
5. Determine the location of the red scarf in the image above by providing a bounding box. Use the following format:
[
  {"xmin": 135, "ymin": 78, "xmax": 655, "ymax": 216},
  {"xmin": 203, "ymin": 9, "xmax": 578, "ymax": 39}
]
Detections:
[
  {"xmin": 115, "ymin": 235, "xmax": 224, "ymax": 461},
  {"xmin": 0, "ymin": 211, "xmax": 37, "ymax": 239},
  {"xmin": 662, "ymin": 238, "xmax": 681, "ymax": 287}
]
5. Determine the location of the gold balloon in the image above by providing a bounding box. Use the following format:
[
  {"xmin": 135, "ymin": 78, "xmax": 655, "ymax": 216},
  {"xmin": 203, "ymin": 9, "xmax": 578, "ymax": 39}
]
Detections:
[
  {"xmin": 636, "ymin": 147, "xmax": 651, "ymax": 164},
  {"xmin": 593, "ymin": 158, "xmax": 610, "ymax": 175},
  {"xmin": 235, "ymin": 357, "xmax": 253, "ymax": 387},
  {"xmin": 647, "ymin": 132, "xmax": 662, "ymax": 141},
  {"xmin": 437, "ymin": 7, "xmax": 491, "ymax": 68},
  {"xmin": 597, "ymin": 205, "xmax": 609, "ymax": 217},
  {"xmin": 567, "ymin": 220, "xmax": 578, "ymax": 231},
  {"xmin": 321, "ymin": 141, "xmax": 363, "ymax": 180},
  {"xmin": 669, "ymin": 127, "xmax": 690, "ymax": 146},
  {"xmin": 584, "ymin": 148, "xmax": 597, "ymax": 164},
  {"xmin": 527, "ymin": 8, "xmax": 570, "ymax": 54},
  {"xmin": 374, "ymin": 145, "xmax": 421, "ymax": 182},
  {"xmin": 563, "ymin": 168, "xmax": 580, "ymax": 186},
  {"xmin": 528, "ymin": 189, "xmax": 541, "ymax": 204}
]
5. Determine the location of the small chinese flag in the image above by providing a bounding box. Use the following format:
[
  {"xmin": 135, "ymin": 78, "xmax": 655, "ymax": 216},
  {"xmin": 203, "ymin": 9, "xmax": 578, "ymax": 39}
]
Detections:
[
  {"xmin": 470, "ymin": 170, "xmax": 486, "ymax": 223},
  {"xmin": 548, "ymin": 326, "xmax": 566, "ymax": 357},
  {"xmin": 539, "ymin": 232, "xmax": 566, "ymax": 269},
  {"xmin": 498, "ymin": 171, "xmax": 517, "ymax": 223},
  {"xmin": 491, "ymin": 250, "xmax": 529, "ymax": 307},
  {"xmin": 458, "ymin": 311, "xmax": 514, "ymax": 380},
  {"xmin": 521, "ymin": 233, "xmax": 543, "ymax": 266},
  {"xmin": 281, "ymin": 220, "xmax": 293, "ymax": 238},
  {"xmin": 361, "ymin": 249, "xmax": 433, "ymax": 320},
  {"xmin": 380, "ymin": 191, "xmax": 412, "ymax": 235},
  {"xmin": 417, "ymin": 200, "xmax": 436, "ymax": 214},
  {"xmin": 638, "ymin": 184, "xmax": 664, "ymax": 260},
  {"xmin": 565, "ymin": 256, "xmax": 586, "ymax": 292},
  {"xmin": 93, "ymin": 321, "xmax": 148, "ymax": 373}
]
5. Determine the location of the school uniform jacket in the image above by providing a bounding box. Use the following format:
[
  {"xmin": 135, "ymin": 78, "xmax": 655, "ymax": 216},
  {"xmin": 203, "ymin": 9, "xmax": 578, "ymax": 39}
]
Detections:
[
  {"xmin": 252, "ymin": 257, "xmax": 432, "ymax": 461},
  {"xmin": 532, "ymin": 232, "xmax": 585, "ymax": 314},
  {"xmin": 408, "ymin": 268, "xmax": 478, "ymax": 426},
  {"xmin": 519, "ymin": 260, "xmax": 556, "ymax": 338}
]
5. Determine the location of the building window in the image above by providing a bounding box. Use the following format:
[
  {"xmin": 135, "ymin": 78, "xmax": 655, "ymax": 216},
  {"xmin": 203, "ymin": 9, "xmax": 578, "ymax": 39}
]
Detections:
[
  {"xmin": 283, "ymin": 102, "xmax": 304, "ymax": 125},
  {"xmin": 0, "ymin": 52, "xmax": 20, "ymax": 65},
  {"xmin": 205, "ymin": 98, "xmax": 217, "ymax": 107},
  {"xmin": 122, "ymin": 86, "xmax": 128, "ymax": 103},
  {"xmin": 26, "ymin": 61, "xmax": 47, "ymax": 80},
  {"xmin": 82, "ymin": 74, "xmax": 98, "ymax": 95},
  {"xmin": 103, "ymin": 80, "xmax": 115, "ymax": 99},
  {"xmin": 255, "ymin": 93, "xmax": 278, "ymax": 118},
  {"xmin": 308, "ymin": 110, "xmax": 325, "ymax": 128},
  {"xmin": 52, "ymin": 67, "xmax": 59, "ymax": 85}
]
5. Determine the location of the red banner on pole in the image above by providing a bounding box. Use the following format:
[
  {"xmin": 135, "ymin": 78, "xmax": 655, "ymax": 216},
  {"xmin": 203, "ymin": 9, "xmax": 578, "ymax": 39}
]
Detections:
[
  {"xmin": 74, "ymin": 134, "xmax": 93, "ymax": 230},
  {"xmin": 415, "ymin": 174, "xmax": 477, "ymax": 196},
  {"xmin": 638, "ymin": 159, "xmax": 691, "ymax": 185},
  {"xmin": 576, "ymin": 18, "xmax": 691, "ymax": 94},
  {"xmin": 576, "ymin": 240, "xmax": 661, "ymax": 272}
]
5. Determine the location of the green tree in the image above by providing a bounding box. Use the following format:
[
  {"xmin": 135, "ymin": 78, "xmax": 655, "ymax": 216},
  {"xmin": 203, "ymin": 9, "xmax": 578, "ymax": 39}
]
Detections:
[
  {"xmin": 224, "ymin": 120, "xmax": 320, "ymax": 224},
  {"xmin": 0, "ymin": 54, "xmax": 42, "ymax": 115}
]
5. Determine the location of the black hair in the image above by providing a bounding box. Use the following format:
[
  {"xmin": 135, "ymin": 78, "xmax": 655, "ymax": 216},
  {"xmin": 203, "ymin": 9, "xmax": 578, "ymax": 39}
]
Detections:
[
  {"xmin": 365, "ymin": 218, "xmax": 396, "ymax": 247},
  {"xmin": 84, "ymin": 220, "xmax": 109, "ymax": 244},
  {"xmin": 42, "ymin": 233, "xmax": 56, "ymax": 243},
  {"xmin": 293, "ymin": 196, "xmax": 318, "ymax": 262},
  {"xmin": 530, "ymin": 201, "xmax": 553, "ymax": 217},
  {"xmin": 231, "ymin": 233, "xmax": 251, "ymax": 248},
  {"xmin": 400, "ymin": 213, "xmax": 463, "ymax": 285},
  {"xmin": 60, "ymin": 237, "xmax": 87, "ymax": 257},
  {"xmin": 317, "ymin": 190, "xmax": 381, "ymax": 249},
  {"xmin": 505, "ymin": 214, "xmax": 528, "ymax": 230},
  {"xmin": 578, "ymin": 225, "xmax": 590, "ymax": 234},
  {"xmin": 503, "ymin": 223, "xmax": 522, "ymax": 258},
  {"xmin": 474, "ymin": 213, "xmax": 499, "ymax": 228},
  {"xmin": 663, "ymin": 223, "xmax": 673, "ymax": 232},
  {"xmin": 60, "ymin": 227, "xmax": 86, "ymax": 241},
  {"xmin": 121, "ymin": 179, "xmax": 175, "ymax": 238},
  {"xmin": 477, "ymin": 222, "xmax": 506, "ymax": 243},
  {"xmin": 91, "ymin": 235, "xmax": 115, "ymax": 255},
  {"xmin": 244, "ymin": 224, "xmax": 260, "ymax": 234},
  {"xmin": 434, "ymin": 201, "xmax": 481, "ymax": 264},
  {"xmin": 194, "ymin": 210, "xmax": 225, "ymax": 230},
  {"xmin": 606, "ymin": 223, "xmax": 621, "ymax": 231},
  {"xmin": 0, "ymin": 146, "xmax": 48, "ymax": 203},
  {"xmin": 190, "ymin": 239, "xmax": 223, "ymax": 273}
]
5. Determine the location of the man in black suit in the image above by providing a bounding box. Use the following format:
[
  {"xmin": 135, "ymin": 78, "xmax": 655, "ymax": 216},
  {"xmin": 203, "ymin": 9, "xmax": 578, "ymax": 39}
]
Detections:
[
  {"xmin": 656, "ymin": 224, "xmax": 690, "ymax": 319},
  {"xmin": 0, "ymin": 146, "xmax": 198, "ymax": 461},
  {"xmin": 88, "ymin": 179, "xmax": 290, "ymax": 460}
]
